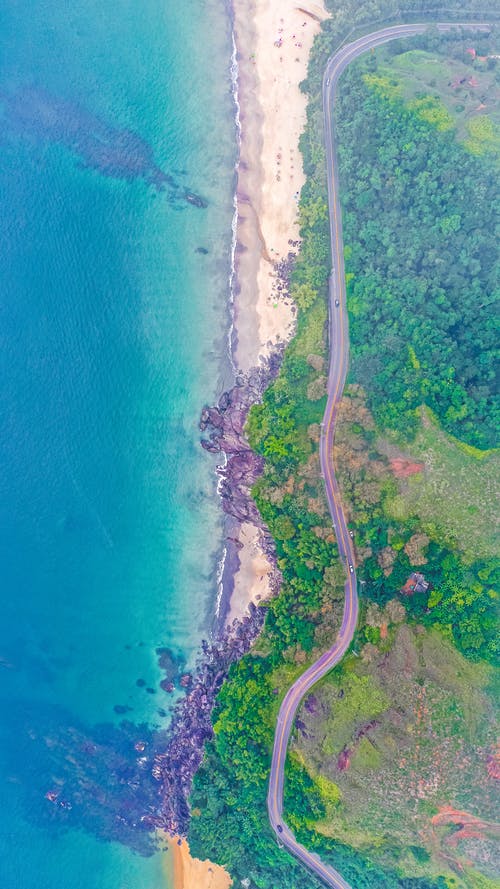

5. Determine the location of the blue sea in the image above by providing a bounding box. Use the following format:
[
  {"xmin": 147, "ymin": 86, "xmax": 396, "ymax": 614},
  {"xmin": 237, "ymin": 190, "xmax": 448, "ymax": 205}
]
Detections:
[{"xmin": 0, "ymin": 1, "xmax": 236, "ymax": 886}]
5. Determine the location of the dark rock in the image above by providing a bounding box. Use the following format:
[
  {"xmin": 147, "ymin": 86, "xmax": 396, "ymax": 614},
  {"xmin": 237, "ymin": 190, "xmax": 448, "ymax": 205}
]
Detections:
[
  {"xmin": 146, "ymin": 688, "xmax": 156, "ymax": 695},
  {"xmin": 200, "ymin": 440, "xmax": 219, "ymax": 454},
  {"xmin": 199, "ymin": 407, "xmax": 210, "ymax": 429},
  {"xmin": 195, "ymin": 246, "xmax": 209, "ymax": 254},
  {"xmin": 185, "ymin": 191, "xmax": 207, "ymax": 209},
  {"xmin": 136, "ymin": 679, "xmax": 146, "ymax": 688},
  {"xmin": 295, "ymin": 718, "xmax": 306, "ymax": 734},
  {"xmin": 149, "ymin": 603, "xmax": 267, "ymax": 836},
  {"xmin": 199, "ymin": 353, "xmax": 284, "ymax": 529},
  {"xmin": 305, "ymin": 694, "xmax": 318, "ymax": 714},
  {"xmin": 156, "ymin": 647, "xmax": 184, "ymax": 683},
  {"xmin": 113, "ymin": 705, "xmax": 132, "ymax": 715}
]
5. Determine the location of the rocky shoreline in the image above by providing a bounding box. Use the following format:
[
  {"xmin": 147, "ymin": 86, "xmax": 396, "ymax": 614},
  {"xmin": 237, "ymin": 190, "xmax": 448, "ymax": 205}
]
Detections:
[
  {"xmin": 144, "ymin": 241, "xmax": 300, "ymax": 843},
  {"xmin": 200, "ymin": 352, "xmax": 283, "ymax": 567},
  {"xmin": 203, "ymin": 355, "xmax": 287, "ymax": 633},
  {"xmin": 147, "ymin": 350, "xmax": 287, "ymax": 836},
  {"xmin": 149, "ymin": 604, "xmax": 266, "ymax": 836},
  {"xmin": 144, "ymin": 259, "xmax": 303, "ymax": 835}
]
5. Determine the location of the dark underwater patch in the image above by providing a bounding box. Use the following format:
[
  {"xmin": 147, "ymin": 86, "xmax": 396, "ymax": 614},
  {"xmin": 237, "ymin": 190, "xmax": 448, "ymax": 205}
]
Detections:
[{"xmin": 0, "ymin": 85, "xmax": 207, "ymax": 207}]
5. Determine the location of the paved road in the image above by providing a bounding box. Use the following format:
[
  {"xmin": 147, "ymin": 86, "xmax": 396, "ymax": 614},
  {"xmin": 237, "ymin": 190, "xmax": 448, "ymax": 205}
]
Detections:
[{"xmin": 267, "ymin": 21, "xmax": 490, "ymax": 889}]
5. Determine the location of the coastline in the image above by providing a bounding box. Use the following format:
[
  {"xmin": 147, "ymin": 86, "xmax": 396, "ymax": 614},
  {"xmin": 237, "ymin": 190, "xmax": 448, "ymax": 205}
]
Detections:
[
  {"xmin": 226, "ymin": 0, "xmax": 327, "ymax": 624},
  {"xmin": 163, "ymin": 835, "xmax": 231, "ymax": 889},
  {"xmin": 168, "ymin": 2, "xmax": 327, "ymax": 886},
  {"xmin": 232, "ymin": 0, "xmax": 327, "ymax": 372}
]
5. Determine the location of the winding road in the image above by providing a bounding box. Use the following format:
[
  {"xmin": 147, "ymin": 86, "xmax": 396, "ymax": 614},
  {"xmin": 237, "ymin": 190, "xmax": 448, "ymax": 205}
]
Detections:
[{"xmin": 267, "ymin": 21, "xmax": 491, "ymax": 889}]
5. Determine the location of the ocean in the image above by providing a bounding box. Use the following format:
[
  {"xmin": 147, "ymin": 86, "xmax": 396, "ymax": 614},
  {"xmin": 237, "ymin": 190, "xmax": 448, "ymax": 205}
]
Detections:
[{"xmin": 0, "ymin": 1, "xmax": 236, "ymax": 886}]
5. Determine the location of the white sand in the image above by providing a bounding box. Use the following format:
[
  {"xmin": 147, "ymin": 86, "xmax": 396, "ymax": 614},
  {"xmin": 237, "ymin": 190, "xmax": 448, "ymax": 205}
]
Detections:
[
  {"xmin": 233, "ymin": 0, "xmax": 328, "ymax": 372},
  {"xmin": 230, "ymin": 0, "xmax": 328, "ymax": 624},
  {"xmin": 227, "ymin": 523, "xmax": 273, "ymax": 626}
]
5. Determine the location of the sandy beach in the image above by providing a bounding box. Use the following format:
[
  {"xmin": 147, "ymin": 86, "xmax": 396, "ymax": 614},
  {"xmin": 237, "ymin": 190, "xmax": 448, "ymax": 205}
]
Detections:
[
  {"xmin": 232, "ymin": 0, "xmax": 328, "ymax": 372},
  {"xmin": 226, "ymin": 521, "xmax": 274, "ymax": 625},
  {"xmin": 163, "ymin": 834, "xmax": 232, "ymax": 889},
  {"xmin": 228, "ymin": 0, "xmax": 327, "ymax": 623}
]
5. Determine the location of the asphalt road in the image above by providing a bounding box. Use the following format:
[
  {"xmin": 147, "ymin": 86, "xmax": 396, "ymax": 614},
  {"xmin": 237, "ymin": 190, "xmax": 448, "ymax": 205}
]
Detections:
[{"xmin": 266, "ymin": 21, "xmax": 490, "ymax": 889}]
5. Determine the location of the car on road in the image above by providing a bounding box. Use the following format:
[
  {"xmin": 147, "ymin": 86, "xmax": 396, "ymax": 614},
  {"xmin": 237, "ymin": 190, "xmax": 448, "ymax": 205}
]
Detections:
[
  {"xmin": 349, "ymin": 564, "xmax": 354, "ymax": 574},
  {"xmin": 277, "ymin": 825, "xmax": 283, "ymax": 834},
  {"xmin": 335, "ymin": 299, "xmax": 340, "ymax": 307}
]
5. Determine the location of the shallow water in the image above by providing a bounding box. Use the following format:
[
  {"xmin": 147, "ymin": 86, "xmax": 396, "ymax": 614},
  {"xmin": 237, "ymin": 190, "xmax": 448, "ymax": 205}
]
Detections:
[{"xmin": 0, "ymin": 1, "xmax": 235, "ymax": 885}]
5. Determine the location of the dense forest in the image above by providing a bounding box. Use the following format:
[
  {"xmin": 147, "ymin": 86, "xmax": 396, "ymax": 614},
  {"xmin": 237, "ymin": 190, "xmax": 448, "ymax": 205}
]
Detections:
[
  {"xmin": 188, "ymin": 10, "xmax": 499, "ymax": 889},
  {"xmin": 321, "ymin": 0, "xmax": 499, "ymax": 40},
  {"xmin": 337, "ymin": 62, "xmax": 499, "ymax": 448}
]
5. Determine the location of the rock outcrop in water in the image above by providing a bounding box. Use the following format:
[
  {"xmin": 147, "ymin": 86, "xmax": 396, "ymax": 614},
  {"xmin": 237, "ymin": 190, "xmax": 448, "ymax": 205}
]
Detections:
[
  {"xmin": 0, "ymin": 85, "xmax": 207, "ymax": 207},
  {"xmin": 200, "ymin": 349, "xmax": 283, "ymax": 526},
  {"xmin": 27, "ymin": 612, "xmax": 267, "ymax": 851},
  {"xmin": 149, "ymin": 603, "xmax": 266, "ymax": 835},
  {"xmin": 185, "ymin": 191, "xmax": 208, "ymax": 208}
]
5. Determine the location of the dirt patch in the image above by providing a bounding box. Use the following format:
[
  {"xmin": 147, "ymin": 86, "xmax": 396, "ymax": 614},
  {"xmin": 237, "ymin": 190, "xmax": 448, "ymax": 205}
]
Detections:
[
  {"xmin": 390, "ymin": 457, "xmax": 425, "ymax": 478},
  {"xmin": 430, "ymin": 805, "xmax": 500, "ymax": 848}
]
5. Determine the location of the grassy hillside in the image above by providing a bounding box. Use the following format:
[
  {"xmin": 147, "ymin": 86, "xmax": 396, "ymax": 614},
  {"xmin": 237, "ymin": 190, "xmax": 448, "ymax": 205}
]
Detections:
[
  {"xmin": 367, "ymin": 46, "xmax": 500, "ymax": 161},
  {"xmin": 289, "ymin": 620, "xmax": 498, "ymax": 883},
  {"xmin": 380, "ymin": 407, "xmax": 499, "ymax": 562}
]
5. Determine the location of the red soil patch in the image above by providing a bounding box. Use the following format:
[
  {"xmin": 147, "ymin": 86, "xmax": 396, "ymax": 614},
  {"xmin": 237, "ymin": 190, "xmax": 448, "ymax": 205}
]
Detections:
[
  {"xmin": 430, "ymin": 805, "xmax": 499, "ymax": 847},
  {"xmin": 337, "ymin": 747, "xmax": 351, "ymax": 771},
  {"xmin": 431, "ymin": 805, "xmax": 483, "ymax": 826},
  {"xmin": 390, "ymin": 457, "xmax": 425, "ymax": 478}
]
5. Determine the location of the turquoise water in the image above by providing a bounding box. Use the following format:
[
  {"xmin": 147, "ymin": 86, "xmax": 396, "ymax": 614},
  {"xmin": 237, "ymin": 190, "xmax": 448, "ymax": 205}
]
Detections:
[{"xmin": 0, "ymin": 1, "xmax": 235, "ymax": 886}]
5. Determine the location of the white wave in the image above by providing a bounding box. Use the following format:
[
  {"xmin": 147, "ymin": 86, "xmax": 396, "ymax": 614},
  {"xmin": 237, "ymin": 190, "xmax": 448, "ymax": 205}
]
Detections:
[
  {"xmin": 227, "ymin": 27, "xmax": 241, "ymax": 374},
  {"xmin": 215, "ymin": 544, "xmax": 228, "ymax": 619}
]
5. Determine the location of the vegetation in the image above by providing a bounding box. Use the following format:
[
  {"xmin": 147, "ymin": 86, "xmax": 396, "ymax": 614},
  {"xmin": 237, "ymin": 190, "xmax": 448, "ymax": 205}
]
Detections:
[
  {"xmin": 337, "ymin": 52, "xmax": 499, "ymax": 449},
  {"xmin": 188, "ymin": 15, "xmax": 499, "ymax": 889},
  {"xmin": 334, "ymin": 388, "xmax": 499, "ymax": 664},
  {"xmin": 370, "ymin": 47, "xmax": 500, "ymax": 161},
  {"xmin": 382, "ymin": 408, "xmax": 499, "ymax": 561},
  {"xmin": 291, "ymin": 616, "xmax": 498, "ymax": 881},
  {"xmin": 189, "ymin": 301, "xmax": 400, "ymax": 888}
]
